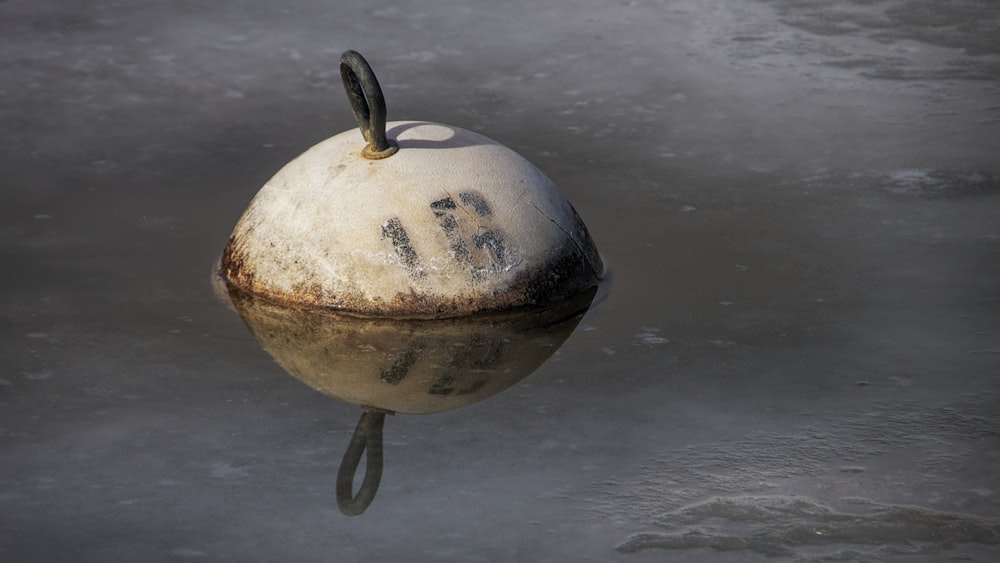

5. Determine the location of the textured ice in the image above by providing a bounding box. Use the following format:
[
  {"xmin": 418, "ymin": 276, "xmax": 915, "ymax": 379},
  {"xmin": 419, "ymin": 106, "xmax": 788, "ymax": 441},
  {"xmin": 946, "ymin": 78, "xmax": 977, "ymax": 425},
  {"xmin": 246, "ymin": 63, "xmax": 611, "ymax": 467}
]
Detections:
[
  {"xmin": 592, "ymin": 400, "xmax": 1000, "ymax": 558},
  {"xmin": 882, "ymin": 169, "xmax": 998, "ymax": 199},
  {"xmin": 618, "ymin": 495, "xmax": 1000, "ymax": 559},
  {"xmin": 711, "ymin": 0, "xmax": 1000, "ymax": 79},
  {"xmin": 1, "ymin": 0, "xmax": 998, "ymax": 560}
]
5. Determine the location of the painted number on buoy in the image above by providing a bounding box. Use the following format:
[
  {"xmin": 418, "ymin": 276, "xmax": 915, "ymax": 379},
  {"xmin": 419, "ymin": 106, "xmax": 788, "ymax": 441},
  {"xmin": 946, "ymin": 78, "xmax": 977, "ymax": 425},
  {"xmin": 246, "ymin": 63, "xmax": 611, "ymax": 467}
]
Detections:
[{"xmin": 381, "ymin": 190, "xmax": 510, "ymax": 279}]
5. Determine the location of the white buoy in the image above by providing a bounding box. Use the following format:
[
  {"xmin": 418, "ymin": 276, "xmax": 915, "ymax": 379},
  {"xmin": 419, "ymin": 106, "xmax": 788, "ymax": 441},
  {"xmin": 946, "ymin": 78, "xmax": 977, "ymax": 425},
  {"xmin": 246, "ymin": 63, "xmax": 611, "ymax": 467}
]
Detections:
[{"xmin": 221, "ymin": 51, "xmax": 603, "ymax": 318}]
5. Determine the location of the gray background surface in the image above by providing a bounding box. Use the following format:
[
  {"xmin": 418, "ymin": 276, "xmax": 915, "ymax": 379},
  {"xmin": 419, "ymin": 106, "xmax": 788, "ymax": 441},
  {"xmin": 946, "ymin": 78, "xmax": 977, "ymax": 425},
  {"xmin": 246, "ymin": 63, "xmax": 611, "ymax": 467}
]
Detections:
[{"xmin": 2, "ymin": 1, "xmax": 999, "ymax": 561}]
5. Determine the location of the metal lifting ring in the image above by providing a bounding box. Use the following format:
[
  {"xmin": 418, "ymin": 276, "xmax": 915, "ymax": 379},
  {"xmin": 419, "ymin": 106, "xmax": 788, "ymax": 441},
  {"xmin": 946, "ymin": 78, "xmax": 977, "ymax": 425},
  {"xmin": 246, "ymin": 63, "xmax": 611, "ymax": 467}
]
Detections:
[{"xmin": 339, "ymin": 51, "xmax": 399, "ymax": 159}]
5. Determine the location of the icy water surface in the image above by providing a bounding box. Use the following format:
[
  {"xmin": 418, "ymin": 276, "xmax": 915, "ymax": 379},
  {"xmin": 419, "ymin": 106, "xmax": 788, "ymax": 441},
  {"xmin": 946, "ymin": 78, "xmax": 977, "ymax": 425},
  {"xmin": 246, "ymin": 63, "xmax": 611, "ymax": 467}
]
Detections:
[{"xmin": 2, "ymin": 0, "xmax": 999, "ymax": 561}]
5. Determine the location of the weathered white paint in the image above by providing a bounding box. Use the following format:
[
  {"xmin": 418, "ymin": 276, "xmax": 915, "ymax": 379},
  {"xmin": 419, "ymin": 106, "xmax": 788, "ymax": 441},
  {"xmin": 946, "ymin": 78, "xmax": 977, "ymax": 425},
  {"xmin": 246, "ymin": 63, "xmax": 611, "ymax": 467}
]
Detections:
[{"xmin": 222, "ymin": 120, "xmax": 602, "ymax": 317}]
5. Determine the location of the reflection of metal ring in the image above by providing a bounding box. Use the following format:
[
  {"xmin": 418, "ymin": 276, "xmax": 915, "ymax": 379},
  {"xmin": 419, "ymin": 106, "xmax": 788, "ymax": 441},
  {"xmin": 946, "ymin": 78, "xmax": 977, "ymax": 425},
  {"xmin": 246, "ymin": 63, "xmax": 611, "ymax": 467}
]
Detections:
[
  {"xmin": 336, "ymin": 410, "xmax": 387, "ymax": 516},
  {"xmin": 339, "ymin": 51, "xmax": 399, "ymax": 159}
]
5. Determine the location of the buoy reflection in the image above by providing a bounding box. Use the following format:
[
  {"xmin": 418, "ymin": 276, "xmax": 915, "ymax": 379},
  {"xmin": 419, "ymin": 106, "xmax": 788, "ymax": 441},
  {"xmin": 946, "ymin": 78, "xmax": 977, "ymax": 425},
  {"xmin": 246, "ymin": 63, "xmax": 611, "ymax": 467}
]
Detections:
[{"xmin": 226, "ymin": 286, "xmax": 596, "ymax": 515}]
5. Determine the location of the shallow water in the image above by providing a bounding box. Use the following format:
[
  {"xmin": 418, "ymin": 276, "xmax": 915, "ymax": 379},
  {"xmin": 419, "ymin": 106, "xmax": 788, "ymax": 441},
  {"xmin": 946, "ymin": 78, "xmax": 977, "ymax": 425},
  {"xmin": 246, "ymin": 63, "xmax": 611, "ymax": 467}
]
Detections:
[{"xmin": 2, "ymin": 0, "xmax": 999, "ymax": 561}]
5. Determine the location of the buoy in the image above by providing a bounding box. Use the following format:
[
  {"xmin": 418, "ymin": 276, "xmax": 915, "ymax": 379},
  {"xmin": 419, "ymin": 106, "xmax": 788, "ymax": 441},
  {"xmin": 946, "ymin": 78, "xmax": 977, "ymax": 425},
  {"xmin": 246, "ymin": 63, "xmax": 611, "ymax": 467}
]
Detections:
[
  {"xmin": 220, "ymin": 51, "xmax": 603, "ymax": 318},
  {"xmin": 217, "ymin": 51, "xmax": 608, "ymax": 516}
]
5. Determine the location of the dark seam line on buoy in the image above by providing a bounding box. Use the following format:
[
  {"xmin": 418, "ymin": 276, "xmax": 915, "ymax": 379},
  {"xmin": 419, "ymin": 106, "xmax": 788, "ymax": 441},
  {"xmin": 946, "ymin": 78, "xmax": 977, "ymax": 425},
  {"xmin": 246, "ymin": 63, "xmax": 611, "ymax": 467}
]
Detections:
[{"xmin": 530, "ymin": 202, "xmax": 602, "ymax": 279}]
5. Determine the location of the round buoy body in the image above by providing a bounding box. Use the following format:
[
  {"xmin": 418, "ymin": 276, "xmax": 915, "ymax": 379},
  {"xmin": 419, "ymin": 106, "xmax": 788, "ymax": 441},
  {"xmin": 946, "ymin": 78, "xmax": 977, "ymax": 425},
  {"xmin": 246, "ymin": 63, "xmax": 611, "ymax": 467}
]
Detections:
[{"xmin": 221, "ymin": 120, "xmax": 603, "ymax": 318}]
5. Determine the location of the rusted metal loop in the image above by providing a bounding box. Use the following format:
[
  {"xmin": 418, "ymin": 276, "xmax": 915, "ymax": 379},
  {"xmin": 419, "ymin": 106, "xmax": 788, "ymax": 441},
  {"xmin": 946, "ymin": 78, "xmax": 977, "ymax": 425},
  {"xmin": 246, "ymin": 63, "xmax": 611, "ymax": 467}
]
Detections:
[
  {"xmin": 336, "ymin": 409, "xmax": 387, "ymax": 516},
  {"xmin": 339, "ymin": 51, "xmax": 399, "ymax": 159}
]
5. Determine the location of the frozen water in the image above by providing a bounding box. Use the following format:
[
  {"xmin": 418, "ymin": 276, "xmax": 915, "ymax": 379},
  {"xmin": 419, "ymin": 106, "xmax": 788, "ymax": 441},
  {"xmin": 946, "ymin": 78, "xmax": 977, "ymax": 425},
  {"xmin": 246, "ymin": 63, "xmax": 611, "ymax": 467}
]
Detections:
[
  {"xmin": 2, "ymin": 0, "xmax": 999, "ymax": 561},
  {"xmin": 590, "ymin": 400, "xmax": 1000, "ymax": 559},
  {"xmin": 618, "ymin": 495, "xmax": 1000, "ymax": 559}
]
